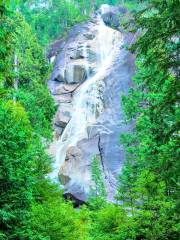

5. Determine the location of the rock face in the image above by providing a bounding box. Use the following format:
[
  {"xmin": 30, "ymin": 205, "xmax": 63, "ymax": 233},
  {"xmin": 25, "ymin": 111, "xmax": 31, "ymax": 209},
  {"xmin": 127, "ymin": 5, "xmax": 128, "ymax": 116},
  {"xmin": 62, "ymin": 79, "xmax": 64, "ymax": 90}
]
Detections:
[
  {"xmin": 48, "ymin": 5, "xmax": 135, "ymax": 202},
  {"xmin": 99, "ymin": 4, "xmax": 128, "ymax": 30},
  {"xmin": 55, "ymin": 107, "xmax": 71, "ymax": 128},
  {"xmin": 65, "ymin": 64, "xmax": 87, "ymax": 84}
]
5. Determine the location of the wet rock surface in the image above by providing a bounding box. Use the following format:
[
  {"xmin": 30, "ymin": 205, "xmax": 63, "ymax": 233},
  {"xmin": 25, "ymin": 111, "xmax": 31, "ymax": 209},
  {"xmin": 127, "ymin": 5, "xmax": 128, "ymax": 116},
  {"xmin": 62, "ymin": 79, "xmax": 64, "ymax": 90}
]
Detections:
[
  {"xmin": 55, "ymin": 106, "xmax": 71, "ymax": 128},
  {"xmin": 98, "ymin": 4, "xmax": 128, "ymax": 30},
  {"xmin": 48, "ymin": 5, "xmax": 135, "ymax": 202},
  {"xmin": 65, "ymin": 64, "xmax": 87, "ymax": 84}
]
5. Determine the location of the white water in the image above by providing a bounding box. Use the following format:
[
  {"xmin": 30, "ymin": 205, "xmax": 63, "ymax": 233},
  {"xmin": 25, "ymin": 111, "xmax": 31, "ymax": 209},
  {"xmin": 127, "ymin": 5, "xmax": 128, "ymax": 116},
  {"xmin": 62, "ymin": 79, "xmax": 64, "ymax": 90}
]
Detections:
[
  {"xmin": 49, "ymin": 16, "xmax": 122, "ymax": 182},
  {"xmin": 83, "ymin": 42, "xmax": 90, "ymax": 78}
]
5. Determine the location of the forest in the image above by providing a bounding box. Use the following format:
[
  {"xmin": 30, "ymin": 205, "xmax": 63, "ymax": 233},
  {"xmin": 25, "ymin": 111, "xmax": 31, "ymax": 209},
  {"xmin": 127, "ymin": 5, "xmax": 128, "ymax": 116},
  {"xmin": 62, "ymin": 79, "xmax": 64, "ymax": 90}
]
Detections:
[{"xmin": 0, "ymin": 0, "xmax": 179, "ymax": 239}]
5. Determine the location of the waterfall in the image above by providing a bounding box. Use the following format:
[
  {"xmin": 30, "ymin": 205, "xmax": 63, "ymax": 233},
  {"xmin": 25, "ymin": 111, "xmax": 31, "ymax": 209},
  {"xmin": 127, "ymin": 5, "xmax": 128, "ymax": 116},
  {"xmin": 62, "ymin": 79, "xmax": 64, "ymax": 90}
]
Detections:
[
  {"xmin": 49, "ymin": 15, "xmax": 123, "ymax": 186},
  {"xmin": 83, "ymin": 43, "xmax": 90, "ymax": 79}
]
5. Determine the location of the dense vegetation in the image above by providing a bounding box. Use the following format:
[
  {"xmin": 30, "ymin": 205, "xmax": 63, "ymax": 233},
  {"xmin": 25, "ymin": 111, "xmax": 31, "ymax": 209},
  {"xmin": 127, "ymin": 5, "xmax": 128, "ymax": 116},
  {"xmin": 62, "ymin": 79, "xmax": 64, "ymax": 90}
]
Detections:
[
  {"xmin": 0, "ymin": 0, "xmax": 179, "ymax": 239},
  {"xmin": 16, "ymin": 0, "xmax": 120, "ymax": 46},
  {"xmin": 118, "ymin": 1, "xmax": 180, "ymax": 238}
]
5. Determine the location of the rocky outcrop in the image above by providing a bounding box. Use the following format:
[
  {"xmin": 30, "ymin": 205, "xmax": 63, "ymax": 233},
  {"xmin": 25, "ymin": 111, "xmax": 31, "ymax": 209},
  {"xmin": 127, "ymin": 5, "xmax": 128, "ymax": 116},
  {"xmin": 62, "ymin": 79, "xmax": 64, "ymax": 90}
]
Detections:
[
  {"xmin": 48, "ymin": 5, "xmax": 135, "ymax": 202},
  {"xmin": 55, "ymin": 107, "xmax": 71, "ymax": 128},
  {"xmin": 48, "ymin": 17, "xmax": 101, "ymax": 139},
  {"xmin": 98, "ymin": 4, "xmax": 128, "ymax": 30},
  {"xmin": 63, "ymin": 193, "xmax": 86, "ymax": 208},
  {"xmin": 65, "ymin": 64, "xmax": 87, "ymax": 84},
  {"xmin": 102, "ymin": 13, "xmax": 119, "ymax": 28},
  {"xmin": 55, "ymin": 83, "xmax": 79, "ymax": 95}
]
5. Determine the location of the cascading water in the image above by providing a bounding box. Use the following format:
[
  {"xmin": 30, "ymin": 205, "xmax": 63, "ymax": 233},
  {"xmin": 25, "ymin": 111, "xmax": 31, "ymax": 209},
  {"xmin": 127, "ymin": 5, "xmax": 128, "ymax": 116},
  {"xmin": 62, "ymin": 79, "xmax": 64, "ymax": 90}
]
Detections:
[
  {"xmin": 49, "ymin": 15, "xmax": 123, "ymax": 191},
  {"xmin": 83, "ymin": 43, "xmax": 90, "ymax": 78}
]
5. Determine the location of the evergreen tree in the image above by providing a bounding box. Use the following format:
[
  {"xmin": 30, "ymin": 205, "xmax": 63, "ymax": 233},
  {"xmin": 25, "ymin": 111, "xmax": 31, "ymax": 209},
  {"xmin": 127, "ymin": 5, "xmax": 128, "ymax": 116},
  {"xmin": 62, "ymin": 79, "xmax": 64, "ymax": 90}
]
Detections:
[
  {"xmin": 118, "ymin": 0, "xmax": 180, "ymax": 239},
  {"xmin": 89, "ymin": 155, "xmax": 107, "ymax": 209},
  {"xmin": 0, "ymin": 1, "xmax": 13, "ymax": 88},
  {"xmin": 0, "ymin": 100, "xmax": 34, "ymax": 238}
]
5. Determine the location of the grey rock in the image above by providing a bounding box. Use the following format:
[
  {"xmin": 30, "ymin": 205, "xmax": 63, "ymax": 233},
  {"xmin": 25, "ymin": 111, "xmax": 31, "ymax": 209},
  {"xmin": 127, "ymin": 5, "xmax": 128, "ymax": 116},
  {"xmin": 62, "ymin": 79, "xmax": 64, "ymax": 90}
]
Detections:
[
  {"xmin": 55, "ymin": 83, "xmax": 79, "ymax": 95},
  {"xmin": 65, "ymin": 64, "xmax": 87, "ymax": 84},
  {"xmin": 55, "ymin": 108, "xmax": 71, "ymax": 128},
  {"xmin": 87, "ymin": 49, "xmax": 97, "ymax": 63},
  {"xmin": 65, "ymin": 183, "xmax": 87, "ymax": 202},
  {"xmin": 99, "ymin": 4, "xmax": 127, "ymax": 29},
  {"xmin": 70, "ymin": 48, "xmax": 84, "ymax": 60},
  {"xmin": 65, "ymin": 146, "xmax": 82, "ymax": 162},
  {"xmin": 54, "ymin": 94, "xmax": 72, "ymax": 104},
  {"xmin": 102, "ymin": 11, "xmax": 120, "ymax": 28},
  {"xmin": 83, "ymin": 33, "xmax": 95, "ymax": 40},
  {"xmin": 54, "ymin": 72, "xmax": 64, "ymax": 82},
  {"xmin": 54, "ymin": 125, "xmax": 64, "ymax": 138},
  {"xmin": 59, "ymin": 174, "xmax": 71, "ymax": 185}
]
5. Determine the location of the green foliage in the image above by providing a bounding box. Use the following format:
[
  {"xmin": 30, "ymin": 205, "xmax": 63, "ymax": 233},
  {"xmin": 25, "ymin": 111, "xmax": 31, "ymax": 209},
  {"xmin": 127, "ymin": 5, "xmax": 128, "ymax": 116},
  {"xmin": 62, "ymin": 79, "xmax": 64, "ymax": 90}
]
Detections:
[
  {"xmin": 1, "ymin": 8, "xmax": 56, "ymax": 138},
  {"xmin": 1, "ymin": 0, "xmax": 179, "ymax": 239},
  {"xmin": 10, "ymin": 85, "xmax": 55, "ymax": 139},
  {"xmin": 123, "ymin": 0, "xmax": 147, "ymax": 12},
  {"xmin": 18, "ymin": 0, "xmax": 120, "ymax": 46},
  {"xmin": 89, "ymin": 204, "xmax": 134, "ymax": 240},
  {"xmin": 88, "ymin": 157, "xmax": 136, "ymax": 240},
  {"xmin": 17, "ymin": 19, "xmax": 48, "ymax": 81},
  {"xmin": 0, "ymin": 9, "xmax": 50, "ymax": 88},
  {"xmin": 0, "ymin": 2, "xmax": 13, "ymax": 86},
  {"xmin": 19, "ymin": 0, "xmax": 88, "ymax": 46},
  {"xmin": 88, "ymin": 155, "xmax": 107, "ymax": 209},
  {"xmin": 0, "ymin": 99, "xmax": 53, "ymax": 238},
  {"xmin": 0, "ymin": 2, "xmax": 56, "ymax": 238},
  {"xmin": 118, "ymin": 0, "xmax": 180, "ymax": 239},
  {"xmin": 18, "ymin": 180, "xmax": 90, "ymax": 240},
  {"xmin": 11, "ymin": 13, "xmax": 49, "ymax": 87},
  {"xmin": 28, "ymin": 196, "xmax": 89, "ymax": 240},
  {"xmin": 0, "ymin": 100, "xmax": 34, "ymax": 238}
]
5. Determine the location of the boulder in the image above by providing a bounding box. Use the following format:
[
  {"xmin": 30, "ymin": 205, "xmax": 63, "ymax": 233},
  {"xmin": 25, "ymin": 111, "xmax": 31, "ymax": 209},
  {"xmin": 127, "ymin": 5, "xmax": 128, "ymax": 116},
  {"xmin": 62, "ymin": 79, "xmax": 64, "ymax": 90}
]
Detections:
[
  {"xmin": 63, "ymin": 193, "xmax": 86, "ymax": 207},
  {"xmin": 54, "ymin": 72, "xmax": 65, "ymax": 82},
  {"xmin": 70, "ymin": 48, "xmax": 84, "ymax": 60},
  {"xmin": 65, "ymin": 64, "xmax": 87, "ymax": 84},
  {"xmin": 58, "ymin": 146, "xmax": 83, "ymax": 186},
  {"xmin": 70, "ymin": 47, "xmax": 97, "ymax": 64},
  {"xmin": 65, "ymin": 184, "xmax": 88, "ymax": 202},
  {"xmin": 65, "ymin": 146, "xmax": 82, "ymax": 162},
  {"xmin": 102, "ymin": 11, "xmax": 120, "ymax": 28},
  {"xmin": 55, "ymin": 108, "xmax": 71, "ymax": 128},
  {"xmin": 59, "ymin": 174, "xmax": 71, "ymax": 185},
  {"xmin": 73, "ymin": 65, "xmax": 87, "ymax": 83},
  {"xmin": 83, "ymin": 33, "xmax": 95, "ymax": 40},
  {"xmin": 63, "ymin": 83, "xmax": 80, "ymax": 92},
  {"xmin": 87, "ymin": 49, "xmax": 97, "ymax": 63},
  {"xmin": 54, "ymin": 125, "xmax": 64, "ymax": 138},
  {"xmin": 54, "ymin": 94, "xmax": 72, "ymax": 104},
  {"xmin": 118, "ymin": 6, "xmax": 128, "ymax": 14},
  {"xmin": 55, "ymin": 83, "xmax": 79, "ymax": 95},
  {"xmin": 99, "ymin": 4, "xmax": 121, "ymax": 29}
]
